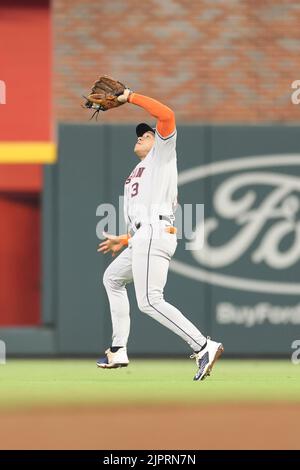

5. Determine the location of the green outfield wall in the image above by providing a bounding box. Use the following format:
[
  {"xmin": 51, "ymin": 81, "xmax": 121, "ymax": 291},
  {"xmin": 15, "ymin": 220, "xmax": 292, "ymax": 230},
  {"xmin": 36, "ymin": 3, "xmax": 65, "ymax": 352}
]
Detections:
[{"xmin": 1, "ymin": 124, "xmax": 300, "ymax": 356}]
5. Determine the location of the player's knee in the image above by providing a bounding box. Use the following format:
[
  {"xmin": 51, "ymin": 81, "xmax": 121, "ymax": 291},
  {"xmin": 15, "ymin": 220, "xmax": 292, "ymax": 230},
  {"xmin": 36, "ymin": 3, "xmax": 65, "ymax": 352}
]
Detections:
[
  {"xmin": 137, "ymin": 299, "xmax": 151, "ymax": 314},
  {"xmin": 137, "ymin": 292, "xmax": 162, "ymax": 313},
  {"xmin": 102, "ymin": 269, "xmax": 110, "ymax": 288},
  {"xmin": 103, "ymin": 268, "xmax": 116, "ymax": 289},
  {"xmin": 103, "ymin": 267, "xmax": 125, "ymax": 291}
]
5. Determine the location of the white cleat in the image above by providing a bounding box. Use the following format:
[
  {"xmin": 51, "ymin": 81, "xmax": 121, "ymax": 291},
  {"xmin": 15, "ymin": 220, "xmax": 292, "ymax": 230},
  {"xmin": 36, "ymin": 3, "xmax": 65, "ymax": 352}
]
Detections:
[
  {"xmin": 191, "ymin": 338, "xmax": 224, "ymax": 381},
  {"xmin": 96, "ymin": 347, "xmax": 129, "ymax": 369}
]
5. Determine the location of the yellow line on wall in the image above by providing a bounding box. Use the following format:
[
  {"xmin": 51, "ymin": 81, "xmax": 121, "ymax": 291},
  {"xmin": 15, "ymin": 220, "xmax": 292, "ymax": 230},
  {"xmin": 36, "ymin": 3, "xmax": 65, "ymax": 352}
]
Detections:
[{"xmin": 0, "ymin": 142, "xmax": 57, "ymax": 163}]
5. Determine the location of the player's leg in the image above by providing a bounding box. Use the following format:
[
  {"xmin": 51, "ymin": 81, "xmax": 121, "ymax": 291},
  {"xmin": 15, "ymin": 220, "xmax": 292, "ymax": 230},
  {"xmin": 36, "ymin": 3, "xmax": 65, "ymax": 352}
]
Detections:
[
  {"xmin": 132, "ymin": 224, "xmax": 207, "ymax": 351},
  {"xmin": 102, "ymin": 246, "xmax": 133, "ymax": 347},
  {"xmin": 98, "ymin": 247, "xmax": 133, "ymax": 368},
  {"xmin": 132, "ymin": 224, "xmax": 223, "ymax": 380}
]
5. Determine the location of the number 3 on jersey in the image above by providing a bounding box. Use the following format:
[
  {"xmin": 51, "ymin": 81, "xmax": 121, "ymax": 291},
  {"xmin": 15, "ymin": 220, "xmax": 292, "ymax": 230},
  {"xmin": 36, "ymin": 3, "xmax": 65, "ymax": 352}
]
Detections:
[{"xmin": 131, "ymin": 182, "xmax": 139, "ymax": 197}]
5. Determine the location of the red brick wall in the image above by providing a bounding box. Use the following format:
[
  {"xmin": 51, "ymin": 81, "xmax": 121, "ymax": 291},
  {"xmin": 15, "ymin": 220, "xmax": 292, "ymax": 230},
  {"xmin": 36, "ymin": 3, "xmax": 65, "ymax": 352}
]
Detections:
[
  {"xmin": 53, "ymin": 0, "xmax": 300, "ymax": 123},
  {"xmin": 0, "ymin": 0, "xmax": 50, "ymax": 326}
]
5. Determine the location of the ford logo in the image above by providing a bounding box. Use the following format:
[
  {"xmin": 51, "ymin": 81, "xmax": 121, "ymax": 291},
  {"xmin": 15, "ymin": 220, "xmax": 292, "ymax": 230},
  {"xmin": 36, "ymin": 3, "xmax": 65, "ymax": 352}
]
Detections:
[{"xmin": 171, "ymin": 155, "xmax": 300, "ymax": 295}]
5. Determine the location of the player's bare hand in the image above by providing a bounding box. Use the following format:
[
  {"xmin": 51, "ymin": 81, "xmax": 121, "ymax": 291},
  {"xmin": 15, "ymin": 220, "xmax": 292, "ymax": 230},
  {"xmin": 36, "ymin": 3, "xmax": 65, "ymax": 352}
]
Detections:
[
  {"xmin": 97, "ymin": 231, "xmax": 127, "ymax": 257},
  {"xmin": 117, "ymin": 88, "xmax": 132, "ymax": 103}
]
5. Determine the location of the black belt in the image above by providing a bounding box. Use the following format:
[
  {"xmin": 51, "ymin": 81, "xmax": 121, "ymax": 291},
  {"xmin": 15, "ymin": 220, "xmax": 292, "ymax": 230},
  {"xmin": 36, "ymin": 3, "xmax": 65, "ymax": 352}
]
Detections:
[{"xmin": 130, "ymin": 215, "xmax": 172, "ymax": 236}]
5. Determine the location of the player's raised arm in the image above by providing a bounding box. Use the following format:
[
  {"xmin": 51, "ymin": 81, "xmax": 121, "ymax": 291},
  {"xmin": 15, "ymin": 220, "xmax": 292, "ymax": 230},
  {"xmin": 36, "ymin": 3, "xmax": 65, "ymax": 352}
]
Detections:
[{"xmin": 118, "ymin": 90, "xmax": 175, "ymax": 138}]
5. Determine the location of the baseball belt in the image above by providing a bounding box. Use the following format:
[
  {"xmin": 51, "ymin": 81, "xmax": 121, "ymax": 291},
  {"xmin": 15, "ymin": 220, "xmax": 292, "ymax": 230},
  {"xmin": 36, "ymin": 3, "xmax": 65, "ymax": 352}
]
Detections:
[{"xmin": 129, "ymin": 215, "xmax": 176, "ymax": 237}]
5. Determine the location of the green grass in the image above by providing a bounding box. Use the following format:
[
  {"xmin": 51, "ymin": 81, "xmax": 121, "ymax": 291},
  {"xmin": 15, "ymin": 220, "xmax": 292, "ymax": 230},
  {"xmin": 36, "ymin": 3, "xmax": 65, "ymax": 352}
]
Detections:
[{"xmin": 0, "ymin": 359, "xmax": 299, "ymax": 409}]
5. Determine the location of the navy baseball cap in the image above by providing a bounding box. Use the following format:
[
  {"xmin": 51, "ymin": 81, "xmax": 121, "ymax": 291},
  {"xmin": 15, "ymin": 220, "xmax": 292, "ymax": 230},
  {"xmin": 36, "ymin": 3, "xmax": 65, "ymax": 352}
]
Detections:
[{"xmin": 136, "ymin": 123, "xmax": 155, "ymax": 137}]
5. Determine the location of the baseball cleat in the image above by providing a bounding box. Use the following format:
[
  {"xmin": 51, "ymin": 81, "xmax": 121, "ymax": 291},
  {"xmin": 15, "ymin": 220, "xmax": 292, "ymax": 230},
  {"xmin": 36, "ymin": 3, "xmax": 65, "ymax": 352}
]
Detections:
[
  {"xmin": 191, "ymin": 338, "xmax": 224, "ymax": 381},
  {"xmin": 96, "ymin": 347, "xmax": 129, "ymax": 369}
]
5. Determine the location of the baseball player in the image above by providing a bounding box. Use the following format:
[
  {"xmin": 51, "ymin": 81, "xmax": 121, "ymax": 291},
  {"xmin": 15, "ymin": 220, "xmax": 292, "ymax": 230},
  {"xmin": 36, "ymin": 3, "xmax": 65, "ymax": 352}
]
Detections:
[{"xmin": 97, "ymin": 89, "xmax": 223, "ymax": 381}]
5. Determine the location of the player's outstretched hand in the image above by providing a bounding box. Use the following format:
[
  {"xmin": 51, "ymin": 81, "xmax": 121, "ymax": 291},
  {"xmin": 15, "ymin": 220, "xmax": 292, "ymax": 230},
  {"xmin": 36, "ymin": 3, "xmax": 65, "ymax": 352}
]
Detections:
[
  {"xmin": 97, "ymin": 231, "xmax": 127, "ymax": 257},
  {"xmin": 117, "ymin": 88, "xmax": 132, "ymax": 103}
]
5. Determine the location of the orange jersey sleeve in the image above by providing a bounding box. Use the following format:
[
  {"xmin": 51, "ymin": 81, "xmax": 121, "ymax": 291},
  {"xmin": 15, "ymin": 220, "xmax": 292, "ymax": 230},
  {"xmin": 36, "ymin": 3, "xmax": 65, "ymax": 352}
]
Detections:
[{"xmin": 128, "ymin": 93, "xmax": 175, "ymax": 137}]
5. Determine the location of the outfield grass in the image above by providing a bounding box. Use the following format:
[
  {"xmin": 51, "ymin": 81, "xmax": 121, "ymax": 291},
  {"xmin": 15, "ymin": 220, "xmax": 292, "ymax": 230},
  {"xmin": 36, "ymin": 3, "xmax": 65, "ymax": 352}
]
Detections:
[{"xmin": 0, "ymin": 359, "xmax": 299, "ymax": 409}]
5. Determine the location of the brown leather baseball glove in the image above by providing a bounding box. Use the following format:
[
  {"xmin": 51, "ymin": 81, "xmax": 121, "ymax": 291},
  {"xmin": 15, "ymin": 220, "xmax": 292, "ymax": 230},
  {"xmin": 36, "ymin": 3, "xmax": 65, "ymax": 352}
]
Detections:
[{"xmin": 83, "ymin": 76, "xmax": 128, "ymax": 119}]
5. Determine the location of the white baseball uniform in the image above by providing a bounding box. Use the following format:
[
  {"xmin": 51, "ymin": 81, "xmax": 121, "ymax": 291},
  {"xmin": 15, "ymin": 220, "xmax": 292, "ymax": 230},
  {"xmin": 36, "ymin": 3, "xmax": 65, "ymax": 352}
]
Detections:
[{"xmin": 103, "ymin": 127, "xmax": 206, "ymax": 351}]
